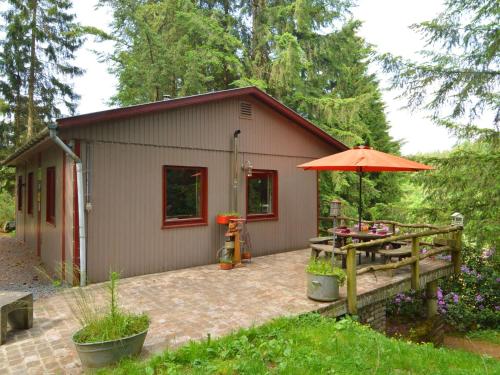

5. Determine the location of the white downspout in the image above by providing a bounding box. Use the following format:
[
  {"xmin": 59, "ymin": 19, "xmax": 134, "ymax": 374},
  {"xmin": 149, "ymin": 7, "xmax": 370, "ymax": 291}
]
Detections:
[{"xmin": 47, "ymin": 124, "xmax": 87, "ymax": 286}]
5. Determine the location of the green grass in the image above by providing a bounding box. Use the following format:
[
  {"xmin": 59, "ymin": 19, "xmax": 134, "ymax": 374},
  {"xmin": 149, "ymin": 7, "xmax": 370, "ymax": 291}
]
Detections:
[
  {"xmin": 100, "ymin": 314, "xmax": 499, "ymax": 374},
  {"xmin": 73, "ymin": 312, "xmax": 150, "ymax": 344},
  {"xmin": 465, "ymin": 330, "xmax": 500, "ymax": 345}
]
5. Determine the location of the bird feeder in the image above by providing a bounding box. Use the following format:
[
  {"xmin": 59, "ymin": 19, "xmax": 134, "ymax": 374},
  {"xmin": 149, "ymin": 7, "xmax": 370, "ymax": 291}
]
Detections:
[{"xmin": 451, "ymin": 212, "xmax": 464, "ymax": 227}]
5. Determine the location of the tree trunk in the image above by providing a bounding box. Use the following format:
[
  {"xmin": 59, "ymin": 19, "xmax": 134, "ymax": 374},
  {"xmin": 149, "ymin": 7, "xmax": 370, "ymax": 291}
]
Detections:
[{"xmin": 27, "ymin": 0, "xmax": 38, "ymax": 139}]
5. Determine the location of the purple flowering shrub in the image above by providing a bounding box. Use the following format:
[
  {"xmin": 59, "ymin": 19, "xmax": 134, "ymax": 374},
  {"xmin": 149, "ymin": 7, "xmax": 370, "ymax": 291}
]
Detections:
[
  {"xmin": 439, "ymin": 245, "xmax": 500, "ymax": 331},
  {"xmin": 386, "ymin": 246, "xmax": 499, "ymax": 331},
  {"xmin": 386, "ymin": 289, "xmax": 425, "ymax": 318}
]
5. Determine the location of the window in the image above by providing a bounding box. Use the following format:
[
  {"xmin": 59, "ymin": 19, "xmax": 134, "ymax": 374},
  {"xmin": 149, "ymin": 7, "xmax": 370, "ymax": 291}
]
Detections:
[
  {"xmin": 17, "ymin": 176, "xmax": 23, "ymax": 211},
  {"xmin": 27, "ymin": 172, "xmax": 34, "ymax": 215},
  {"xmin": 46, "ymin": 167, "xmax": 56, "ymax": 225},
  {"xmin": 246, "ymin": 170, "xmax": 278, "ymax": 221},
  {"xmin": 163, "ymin": 166, "xmax": 207, "ymax": 228}
]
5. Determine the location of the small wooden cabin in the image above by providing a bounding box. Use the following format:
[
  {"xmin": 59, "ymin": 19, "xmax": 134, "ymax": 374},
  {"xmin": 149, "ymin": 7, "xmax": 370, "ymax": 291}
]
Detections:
[{"xmin": 4, "ymin": 87, "xmax": 346, "ymax": 283}]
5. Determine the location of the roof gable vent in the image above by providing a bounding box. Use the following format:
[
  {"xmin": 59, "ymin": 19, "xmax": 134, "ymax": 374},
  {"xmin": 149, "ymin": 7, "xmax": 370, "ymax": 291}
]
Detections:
[{"xmin": 239, "ymin": 101, "xmax": 253, "ymax": 119}]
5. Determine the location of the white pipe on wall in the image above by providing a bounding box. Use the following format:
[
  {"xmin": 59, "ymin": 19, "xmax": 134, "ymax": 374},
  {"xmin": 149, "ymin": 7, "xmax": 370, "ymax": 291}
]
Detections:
[{"xmin": 47, "ymin": 124, "xmax": 87, "ymax": 287}]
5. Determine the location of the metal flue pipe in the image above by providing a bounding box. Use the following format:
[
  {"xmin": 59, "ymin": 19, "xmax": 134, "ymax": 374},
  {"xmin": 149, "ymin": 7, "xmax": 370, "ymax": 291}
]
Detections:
[{"xmin": 47, "ymin": 124, "xmax": 87, "ymax": 287}]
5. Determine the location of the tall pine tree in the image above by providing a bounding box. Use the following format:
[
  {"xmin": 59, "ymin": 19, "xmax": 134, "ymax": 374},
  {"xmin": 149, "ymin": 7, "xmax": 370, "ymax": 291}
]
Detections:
[{"xmin": 0, "ymin": 0, "xmax": 84, "ymax": 142}]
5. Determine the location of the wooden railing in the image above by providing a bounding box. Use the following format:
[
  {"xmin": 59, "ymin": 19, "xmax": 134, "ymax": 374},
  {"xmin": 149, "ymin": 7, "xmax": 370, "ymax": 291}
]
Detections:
[
  {"xmin": 344, "ymin": 225, "xmax": 462, "ymax": 314},
  {"xmin": 318, "ymin": 215, "xmax": 442, "ymax": 234},
  {"xmin": 319, "ymin": 216, "xmax": 463, "ymax": 315}
]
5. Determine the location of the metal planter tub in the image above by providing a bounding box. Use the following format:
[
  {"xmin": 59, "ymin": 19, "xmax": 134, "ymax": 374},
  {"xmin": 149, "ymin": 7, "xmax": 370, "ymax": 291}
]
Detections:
[
  {"xmin": 307, "ymin": 273, "xmax": 340, "ymax": 302},
  {"xmin": 72, "ymin": 328, "xmax": 148, "ymax": 368}
]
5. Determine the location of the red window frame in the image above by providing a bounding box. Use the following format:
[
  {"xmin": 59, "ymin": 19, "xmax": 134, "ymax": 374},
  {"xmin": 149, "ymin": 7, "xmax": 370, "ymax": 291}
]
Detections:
[
  {"xmin": 246, "ymin": 169, "xmax": 278, "ymax": 221},
  {"xmin": 46, "ymin": 167, "xmax": 56, "ymax": 225},
  {"xmin": 27, "ymin": 172, "xmax": 34, "ymax": 215},
  {"xmin": 162, "ymin": 165, "xmax": 208, "ymax": 228},
  {"xmin": 17, "ymin": 176, "xmax": 23, "ymax": 211}
]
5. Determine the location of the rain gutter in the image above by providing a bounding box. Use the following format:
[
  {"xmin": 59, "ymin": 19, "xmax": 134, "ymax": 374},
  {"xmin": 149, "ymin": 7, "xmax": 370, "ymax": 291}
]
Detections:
[{"xmin": 47, "ymin": 124, "xmax": 87, "ymax": 287}]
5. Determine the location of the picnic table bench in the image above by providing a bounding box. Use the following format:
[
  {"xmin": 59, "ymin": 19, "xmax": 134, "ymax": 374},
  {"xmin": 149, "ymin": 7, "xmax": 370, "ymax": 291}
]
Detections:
[
  {"xmin": 310, "ymin": 244, "xmax": 363, "ymax": 268},
  {"xmin": 378, "ymin": 246, "xmax": 413, "ymax": 263},
  {"xmin": 309, "ymin": 236, "xmax": 333, "ymax": 245},
  {"xmin": 0, "ymin": 291, "xmax": 33, "ymax": 345}
]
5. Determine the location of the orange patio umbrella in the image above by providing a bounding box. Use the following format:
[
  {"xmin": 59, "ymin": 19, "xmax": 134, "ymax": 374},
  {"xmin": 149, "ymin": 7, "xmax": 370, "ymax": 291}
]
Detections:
[{"xmin": 298, "ymin": 146, "xmax": 434, "ymax": 229}]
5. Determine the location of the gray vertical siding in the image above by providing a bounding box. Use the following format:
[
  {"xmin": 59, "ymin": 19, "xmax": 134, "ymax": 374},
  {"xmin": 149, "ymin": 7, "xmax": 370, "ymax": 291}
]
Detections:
[
  {"xmin": 13, "ymin": 95, "xmax": 339, "ymax": 282},
  {"xmin": 15, "ymin": 145, "xmax": 68, "ymax": 280}
]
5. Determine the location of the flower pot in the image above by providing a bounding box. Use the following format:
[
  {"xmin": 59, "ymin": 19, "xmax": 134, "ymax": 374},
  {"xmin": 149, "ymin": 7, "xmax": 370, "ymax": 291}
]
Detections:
[
  {"xmin": 73, "ymin": 328, "xmax": 148, "ymax": 368},
  {"xmin": 216, "ymin": 215, "xmax": 237, "ymax": 225},
  {"xmin": 242, "ymin": 252, "xmax": 252, "ymax": 261},
  {"xmin": 306, "ymin": 273, "xmax": 340, "ymax": 302},
  {"xmin": 219, "ymin": 262, "xmax": 233, "ymax": 270}
]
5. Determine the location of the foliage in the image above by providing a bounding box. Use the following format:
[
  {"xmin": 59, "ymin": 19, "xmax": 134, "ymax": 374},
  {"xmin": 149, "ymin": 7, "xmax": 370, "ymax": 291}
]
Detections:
[
  {"xmin": 0, "ymin": 0, "xmax": 87, "ymax": 142},
  {"xmin": 98, "ymin": 314, "xmax": 499, "ymax": 374},
  {"xmin": 386, "ymin": 290, "xmax": 426, "ymax": 319},
  {"xmin": 382, "ymin": 0, "xmax": 499, "ymax": 128},
  {"xmin": 414, "ymin": 142, "xmax": 499, "ymax": 249},
  {"xmin": 306, "ymin": 258, "xmax": 346, "ymax": 285},
  {"xmin": 100, "ymin": 0, "xmax": 402, "ymax": 220},
  {"xmin": 438, "ymin": 245, "xmax": 499, "ymax": 331},
  {"xmin": 387, "ymin": 245, "xmax": 500, "ymax": 332},
  {"xmin": 381, "ymin": 0, "xmax": 499, "ymax": 249},
  {"xmin": 70, "ymin": 272, "xmax": 150, "ymax": 344},
  {"xmin": 73, "ymin": 311, "xmax": 149, "ymax": 344},
  {"xmin": 0, "ymin": 189, "xmax": 15, "ymax": 226}
]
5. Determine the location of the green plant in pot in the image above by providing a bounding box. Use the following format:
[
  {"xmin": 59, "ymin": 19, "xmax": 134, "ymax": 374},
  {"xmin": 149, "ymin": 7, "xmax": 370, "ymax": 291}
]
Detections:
[
  {"xmin": 306, "ymin": 258, "xmax": 346, "ymax": 302},
  {"xmin": 71, "ymin": 272, "xmax": 150, "ymax": 368}
]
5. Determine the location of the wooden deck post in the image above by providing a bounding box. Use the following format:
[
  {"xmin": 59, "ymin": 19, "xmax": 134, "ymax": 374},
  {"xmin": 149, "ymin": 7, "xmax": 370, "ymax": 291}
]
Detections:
[
  {"xmin": 346, "ymin": 248, "xmax": 357, "ymax": 315},
  {"xmin": 426, "ymin": 280, "xmax": 438, "ymax": 317},
  {"xmin": 452, "ymin": 229, "xmax": 462, "ymax": 275},
  {"xmin": 411, "ymin": 237, "xmax": 420, "ymax": 290}
]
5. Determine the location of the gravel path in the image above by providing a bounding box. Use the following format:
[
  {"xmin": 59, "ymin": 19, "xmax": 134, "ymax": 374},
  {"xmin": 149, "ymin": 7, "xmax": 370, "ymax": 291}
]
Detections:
[{"xmin": 0, "ymin": 234, "xmax": 57, "ymax": 299}]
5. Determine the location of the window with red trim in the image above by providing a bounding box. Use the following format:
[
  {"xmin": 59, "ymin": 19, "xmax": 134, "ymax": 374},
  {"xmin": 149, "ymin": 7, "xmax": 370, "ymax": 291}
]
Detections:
[
  {"xmin": 246, "ymin": 170, "xmax": 278, "ymax": 221},
  {"xmin": 46, "ymin": 167, "xmax": 56, "ymax": 225},
  {"xmin": 27, "ymin": 172, "xmax": 34, "ymax": 215},
  {"xmin": 163, "ymin": 166, "xmax": 207, "ymax": 228},
  {"xmin": 17, "ymin": 176, "xmax": 23, "ymax": 211}
]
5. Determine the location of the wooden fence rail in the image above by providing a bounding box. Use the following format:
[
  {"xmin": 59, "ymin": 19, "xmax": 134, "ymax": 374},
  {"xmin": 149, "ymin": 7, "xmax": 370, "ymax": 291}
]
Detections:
[{"xmin": 337, "ymin": 224, "xmax": 463, "ymax": 315}]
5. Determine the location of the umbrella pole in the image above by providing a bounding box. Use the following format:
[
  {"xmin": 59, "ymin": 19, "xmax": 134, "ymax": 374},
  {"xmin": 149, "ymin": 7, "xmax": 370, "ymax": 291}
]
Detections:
[{"xmin": 358, "ymin": 171, "xmax": 362, "ymax": 231}]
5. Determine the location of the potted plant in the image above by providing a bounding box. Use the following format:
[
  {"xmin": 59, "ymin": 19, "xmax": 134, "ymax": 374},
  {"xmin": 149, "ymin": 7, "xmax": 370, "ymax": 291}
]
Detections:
[
  {"xmin": 219, "ymin": 258, "xmax": 233, "ymax": 270},
  {"xmin": 216, "ymin": 211, "xmax": 240, "ymax": 225},
  {"xmin": 306, "ymin": 258, "xmax": 346, "ymax": 302},
  {"xmin": 71, "ymin": 272, "xmax": 150, "ymax": 368}
]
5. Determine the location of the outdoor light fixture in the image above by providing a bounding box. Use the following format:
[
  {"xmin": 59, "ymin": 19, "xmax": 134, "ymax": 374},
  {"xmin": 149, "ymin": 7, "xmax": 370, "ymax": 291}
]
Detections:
[
  {"xmin": 451, "ymin": 212, "xmax": 464, "ymax": 227},
  {"xmin": 330, "ymin": 200, "xmax": 342, "ymax": 217},
  {"xmin": 243, "ymin": 160, "xmax": 253, "ymax": 177}
]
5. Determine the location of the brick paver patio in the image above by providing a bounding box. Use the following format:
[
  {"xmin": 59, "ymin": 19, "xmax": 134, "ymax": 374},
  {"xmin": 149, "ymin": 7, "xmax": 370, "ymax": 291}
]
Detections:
[{"xmin": 0, "ymin": 244, "xmax": 451, "ymax": 374}]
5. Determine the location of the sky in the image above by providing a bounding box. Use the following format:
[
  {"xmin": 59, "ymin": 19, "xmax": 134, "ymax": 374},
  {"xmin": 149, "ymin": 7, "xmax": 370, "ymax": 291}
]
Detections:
[{"xmin": 72, "ymin": 0, "xmax": 456, "ymax": 156}]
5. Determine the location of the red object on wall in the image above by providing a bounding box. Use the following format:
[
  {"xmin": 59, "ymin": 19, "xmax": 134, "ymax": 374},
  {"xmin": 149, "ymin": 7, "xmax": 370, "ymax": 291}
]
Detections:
[
  {"xmin": 46, "ymin": 167, "xmax": 56, "ymax": 225},
  {"xmin": 27, "ymin": 173, "xmax": 34, "ymax": 215},
  {"xmin": 36, "ymin": 153, "xmax": 41, "ymax": 257},
  {"xmin": 17, "ymin": 175, "xmax": 23, "ymax": 211},
  {"xmin": 61, "ymin": 151, "xmax": 66, "ymax": 281}
]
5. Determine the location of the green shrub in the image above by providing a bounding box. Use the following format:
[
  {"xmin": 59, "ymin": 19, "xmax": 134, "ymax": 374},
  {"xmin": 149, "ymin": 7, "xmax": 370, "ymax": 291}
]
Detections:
[
  {"xmin": 386, "ymin": 289, "xmax": 426, "ymax": 318},
  {"xmin": 0, "ymin": 190, "xmax": 14, "ymax": 226},
  {"xmin": 438, "ymin": 245, "xmax": 499, "ymax": 331},
  {"xmin": 306, "ymin": 258, "xmax": 346, "ymax": 285},
  {"xmin": 71, "ymin": 272, "xmax": 150, "ymax": 344}
]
